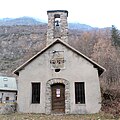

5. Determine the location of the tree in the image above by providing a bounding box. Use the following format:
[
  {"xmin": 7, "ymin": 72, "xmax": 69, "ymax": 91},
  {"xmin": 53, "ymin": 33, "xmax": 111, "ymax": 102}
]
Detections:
[
  {"xmin": 91, "ymin": 37, "xmax": 120, "ymax": 85},
  {"xmin": 111, "ymin": 25, "xmax": 120, "ymax": 47}
]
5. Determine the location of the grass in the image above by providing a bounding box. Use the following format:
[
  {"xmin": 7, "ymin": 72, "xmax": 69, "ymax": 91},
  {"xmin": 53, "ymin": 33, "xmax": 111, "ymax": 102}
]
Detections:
[{"xmin": 0, "ymin": 112, "xmax": 119, "ymax": 120}]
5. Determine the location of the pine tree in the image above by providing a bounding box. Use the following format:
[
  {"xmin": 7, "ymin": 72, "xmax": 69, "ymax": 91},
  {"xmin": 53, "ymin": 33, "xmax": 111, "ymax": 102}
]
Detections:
[{"xmin": 111, "ymin": 25, "xmax": 120, "ymax": 47}]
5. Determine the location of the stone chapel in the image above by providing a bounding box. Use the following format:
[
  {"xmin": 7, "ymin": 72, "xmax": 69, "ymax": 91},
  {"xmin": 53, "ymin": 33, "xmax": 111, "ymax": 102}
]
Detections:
[{"xmin": 14, "ymin": 10, "xmax": 105, "ymax": 114}]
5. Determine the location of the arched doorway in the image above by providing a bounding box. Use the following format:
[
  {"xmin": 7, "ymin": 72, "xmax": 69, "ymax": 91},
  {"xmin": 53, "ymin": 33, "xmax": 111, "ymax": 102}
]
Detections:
[
  {"xmin": 51, "ymin": 83, "xmax": 65, "ymax": 113},
  {"xmin": 45, "ymin": 78, "xmax": 70, "ymax": 114}
]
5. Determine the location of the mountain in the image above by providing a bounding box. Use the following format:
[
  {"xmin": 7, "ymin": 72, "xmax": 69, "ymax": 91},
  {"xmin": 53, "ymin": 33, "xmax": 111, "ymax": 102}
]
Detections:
[
  {"xmin": 0, "ymin": 17, "xmax": 93, "ymax": 30},
  {"xmin": 0, "ymin": 17, "xmax": 44, "ymax": 26},
  {"xmin": 68, "ymin": 23, "xmax": 93, "ymax": 30}
]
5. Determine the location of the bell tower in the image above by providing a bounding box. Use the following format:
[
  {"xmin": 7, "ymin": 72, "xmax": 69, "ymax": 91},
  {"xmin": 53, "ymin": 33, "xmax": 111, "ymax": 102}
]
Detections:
[{"xmin": 47, "ymin": 10, "xmax": 68, "ymax": 45}]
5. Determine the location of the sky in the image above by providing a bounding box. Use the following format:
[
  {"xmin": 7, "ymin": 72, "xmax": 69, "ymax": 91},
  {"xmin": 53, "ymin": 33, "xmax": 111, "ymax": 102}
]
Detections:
[{"xmin": 0, "ymin": 0, "xmax": 120, "ymax": 29}]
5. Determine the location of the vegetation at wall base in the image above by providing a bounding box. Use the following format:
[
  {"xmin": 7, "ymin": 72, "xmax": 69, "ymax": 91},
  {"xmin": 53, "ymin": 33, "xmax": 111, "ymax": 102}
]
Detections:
[{"xmin": 0, "ymin": 112, "xmax": 119, "ymax": 120}]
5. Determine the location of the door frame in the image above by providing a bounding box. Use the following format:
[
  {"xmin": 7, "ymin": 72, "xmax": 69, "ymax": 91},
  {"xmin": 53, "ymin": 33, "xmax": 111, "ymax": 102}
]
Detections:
[{"xmin": 45, "ymin": 78, "xmax": 70, "ymax": 114}]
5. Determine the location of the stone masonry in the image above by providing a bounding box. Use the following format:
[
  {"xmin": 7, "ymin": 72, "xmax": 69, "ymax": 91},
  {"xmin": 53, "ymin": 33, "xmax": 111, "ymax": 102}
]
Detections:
[
  {"xmin": 47, "ymin": 10, "xmax": 68, "ymax": 46},
  {"xmin": 45, "ymin": 78, "xmax": 70, "ymax": 114}
]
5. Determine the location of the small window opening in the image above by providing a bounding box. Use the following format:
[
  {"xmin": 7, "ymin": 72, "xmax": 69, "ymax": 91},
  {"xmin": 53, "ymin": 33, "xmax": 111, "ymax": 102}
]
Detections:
[
  {"xmin": 3, "ymin": 78, "xmax": 8, "ymax": 81},
  {"xmin": 4, "ymin": 84, "xmax": 8, "ymax": 87},
  {"xmin": 15, "ymin": 94, "xmax": 17, "ymax": 100},
  {"xmin": 32, "ymin": 83, "xmax": 40, "ymax": 104},
  {"xmin": 6, "ymin": 97, "xmax": 9, "ymax": 101},
  {"xmin": 55, "ymin": 69, "xmax": 60, "ymax": 72},
  {"xmin": 75, "ymin": 82, "xmax": 85, "ymax": 104},
  {"xmin": 56, "ymin": 89, "xmax": 60, "ymax": 97}
]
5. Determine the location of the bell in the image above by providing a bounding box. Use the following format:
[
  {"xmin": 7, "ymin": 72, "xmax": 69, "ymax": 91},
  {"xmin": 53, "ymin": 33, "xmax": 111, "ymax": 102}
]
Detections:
[{"xmin": 55, "ymin": 20, "xmax": 59, "ymax": 26}]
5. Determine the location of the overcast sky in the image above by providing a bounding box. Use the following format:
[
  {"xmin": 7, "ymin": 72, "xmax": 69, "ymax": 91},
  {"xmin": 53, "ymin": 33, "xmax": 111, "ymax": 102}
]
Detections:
[{"xmin": 0, "ymin": 0, "xmax": 120, "ymax": 29}]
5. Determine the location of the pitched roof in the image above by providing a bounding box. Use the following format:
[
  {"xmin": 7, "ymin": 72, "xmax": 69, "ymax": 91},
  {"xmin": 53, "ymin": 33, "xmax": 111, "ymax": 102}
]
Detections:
[
  {"xmin": 0, "ymin": 76, "xmax": 17, "ymax": 91},
  {"xmin": 13, "ymin": 39, "xmax": 105, "ymax": 76}
]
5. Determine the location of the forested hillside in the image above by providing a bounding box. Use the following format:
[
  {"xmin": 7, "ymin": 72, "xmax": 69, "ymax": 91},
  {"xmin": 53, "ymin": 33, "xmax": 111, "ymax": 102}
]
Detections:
[{"xmin": 0, "ymin": 25, "xmax": 120, "ymax": 117}]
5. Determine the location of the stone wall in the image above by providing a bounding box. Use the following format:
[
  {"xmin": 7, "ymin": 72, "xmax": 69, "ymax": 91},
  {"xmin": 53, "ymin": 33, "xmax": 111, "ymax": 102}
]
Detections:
[{"xmin": 47, "ymin": 10, "xmax": 68, "ymax": 45}]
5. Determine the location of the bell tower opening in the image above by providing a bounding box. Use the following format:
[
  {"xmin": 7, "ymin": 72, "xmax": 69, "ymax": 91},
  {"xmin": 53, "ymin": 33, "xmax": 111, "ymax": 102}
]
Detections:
[
  {"xmin": 54, "ymin": 15, "xmax": 61, "ymax": 38},
  {"xmin": 54, "ymin": 14, "xmax": 60, "ymax": 27},
  {"xmin": 55, "ymin": 18, "xmax": 60, "ymax": 26},
  {"xmin": 47, "ymin": 10, "xmax": 68, "ymax": 45}
]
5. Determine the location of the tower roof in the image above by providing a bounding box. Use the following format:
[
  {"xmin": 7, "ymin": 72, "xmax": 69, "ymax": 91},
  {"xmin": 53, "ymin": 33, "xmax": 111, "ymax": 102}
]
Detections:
[{"xmin": 47, "ymin": 10, "xmax": 68, "ymax": 16}]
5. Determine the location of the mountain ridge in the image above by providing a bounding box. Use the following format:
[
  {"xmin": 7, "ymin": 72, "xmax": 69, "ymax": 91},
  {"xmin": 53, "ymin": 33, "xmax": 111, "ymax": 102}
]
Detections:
[
  {"xmin": 0, "ymin": 17, "xmax": 94, "ymax": 30},
  {"xmin": 0, "ymin": 17, "xmax": 44, "ymax": 26}
]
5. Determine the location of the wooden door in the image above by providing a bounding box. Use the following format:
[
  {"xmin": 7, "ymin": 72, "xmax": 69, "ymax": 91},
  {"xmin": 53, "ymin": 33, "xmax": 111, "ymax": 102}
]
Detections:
[{"xmin": 51, "ymin": 83, "xmax": 65, "ymax": 113}]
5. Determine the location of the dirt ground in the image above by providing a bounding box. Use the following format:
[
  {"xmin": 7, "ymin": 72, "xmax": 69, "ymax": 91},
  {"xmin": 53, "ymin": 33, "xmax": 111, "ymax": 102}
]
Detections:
[{"xmin": 0, "ymin": 112, "xmax": 119, "ymax": 120}]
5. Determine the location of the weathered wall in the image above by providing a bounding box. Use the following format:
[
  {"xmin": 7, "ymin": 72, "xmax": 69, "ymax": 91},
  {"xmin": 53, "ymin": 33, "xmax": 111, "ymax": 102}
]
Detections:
[
  {"xmin": 0, "ymin": 91, "xmax": 16, "ymax": 103},
  {"xmin": 17, "ymin": 42, "xmax": 101, "ymax": 114}
]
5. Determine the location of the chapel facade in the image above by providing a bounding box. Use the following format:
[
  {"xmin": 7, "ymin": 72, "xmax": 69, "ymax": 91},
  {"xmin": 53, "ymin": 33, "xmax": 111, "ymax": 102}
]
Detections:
[{"xmin": 14, "ymin": 10, "xmax": 105, "ymax": 114}]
